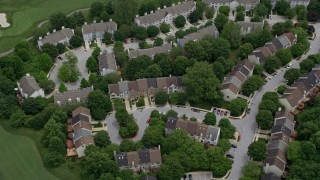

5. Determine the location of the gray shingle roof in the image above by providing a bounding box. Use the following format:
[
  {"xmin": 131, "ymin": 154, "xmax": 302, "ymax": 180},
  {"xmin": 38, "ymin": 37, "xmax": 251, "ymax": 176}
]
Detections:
[
  {"xmin": 73, "ymin": 128, "xmax": 92, "ymax": 141},
  {"xmin": 177, "ymin": 25, "xmax": 219, "ymax": 47},
  {"xmin": 18, "ymin": 75, "xmax": 41, "ymax": 97},
  {"xmin": 128, "ymin": 43, "xmax": 172, "ymax": 59},
  {"xmin": 116, "ymin": 152, "xmax": 129, "ymax": 167},
  {"xmin": 138, "ymin": 149, "xmax": 150, "ymax": 164},
  {"xmin": 54, "ymin": 87, "xmax": 93, "ymax": 105},
  {"xmin": 261, "ymin": 173, "xmax": 280, "ymax": 180},
  {"xmin": 271, "ymin": 124, "xmax": 291, "ymax": 137},
  {"xmin": 147, "ymin": 78, "xmax": 158, "ymax": 88},
  {"xmin": 118, "ymin": 81, "xmax": 129, "ymax": 93},
  {"xmin": 39, "ymin": 28, "xmax": 74, "ymax": 45},
  {"xmin": 82, "ymin": 21, "xmax": 117, "ymax": 34},
  {"xmin": 72, "ymin": 114, "xmax": 90, "ymax": 125},
  {"xmin": 236, "ymin": 21, "xmax": 263, "ymax": 32},
  {"xmin": 206, "ymin": 126, "xmax": 220, "ymax": 143},
  {"xmin": 98, "ymin": 52, "xmax": 116, "ymax": 72},
  {"xmin": 271, "ymin": 38, "xmax": 283, "ymax": 49},
  {"xmin": 165, "ymin": 116, "xmax": 178, "ymax": 130}
]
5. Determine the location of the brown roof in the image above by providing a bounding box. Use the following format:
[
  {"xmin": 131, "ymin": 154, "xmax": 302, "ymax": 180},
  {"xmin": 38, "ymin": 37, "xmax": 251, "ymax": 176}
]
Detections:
[
  {"xmin": 241, "ymin": 59, "xmax": 254, "ymax": 72},
  {"xmin": 176, "ymin": 120, "xmax": 188, "ymax": 131},
  {"xmin": 157, "ymin": 77, "xmax": 167, "ymax": 89},
  {"xmin": 229, "ymin": 71, "xmax": 246, "ymax": 83},
  {"xmin": 281, "ymin": 88, "xmax": 304, "ymax": 107},
  {"xmin": 74, "ymin": 136, "xmax": 94, "ymax": 149},
  {"xmin": 258, "ymin": 46, "xmax": 272, "ymax": 59},
  {"xmin": 128, "ymin": 81, "xmax": 139, "ymax": 91},
  {"xmin": 73, "ymin": 120, "xmax": 92, "ymax": 131},
  {"xmin": 166, "ymin": 76, "xmax": 177, "ymax": 87},
  {"xmin": 221, "ymin": 83, "xmax": 239, "ymax": 94},
  {"xmin": 265, "ymin": 157, "xmax": 286, "ymax": 171},
  {"xmin": 72, "ymin": 106, "xmax": 91, "ymax": 117},
  {"xmin": 186, "ymin": 121, "xmax": 198, "ymax": 135},
  {"xmin": 283, "ymin": 32, "xmax": 296, "ymax": 43},
  {"xmin": 266, "ymin": 148, "xmax": 287, "ymax": 162},
  {"xmin": 127, "ymin": 151, "xmax": 140, "ymax": 167},
  {"xmin": 137, "ymin": 79, "xmax": 148, "ymax": 91},
  {"xmin": 108, "ymin": 84, "xmax": 120, "ymax": 95},
  {"xmin": 149, "ymin": 148, "xmax": 162, "ymax": 164},
  {"xmin": 265, "ymin": 43, "xmax": 278, "ymax": 55},
  {"xmin": 274, "ymin": 110, "xmax": 294, "ymax": 122},
  {"xmin": 195, "ymin": 124, "xmax": 208, "ymax": 137}
]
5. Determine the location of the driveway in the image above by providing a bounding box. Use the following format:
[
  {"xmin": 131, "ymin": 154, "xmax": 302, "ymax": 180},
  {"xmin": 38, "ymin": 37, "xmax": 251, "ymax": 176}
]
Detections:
[{"xmin": 227, "ymin": 22, "xmax": 320, "ymax": 180}]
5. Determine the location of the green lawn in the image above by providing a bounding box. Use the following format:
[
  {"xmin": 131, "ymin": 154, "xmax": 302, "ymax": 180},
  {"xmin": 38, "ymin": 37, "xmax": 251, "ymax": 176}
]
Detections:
[
  {"xmin": 0, "ymin": 0, "xmax": 104, "ymax": 53},
  {"xmin": 0, "ymin": 125, "xmax": 58, "ymax": 180}
]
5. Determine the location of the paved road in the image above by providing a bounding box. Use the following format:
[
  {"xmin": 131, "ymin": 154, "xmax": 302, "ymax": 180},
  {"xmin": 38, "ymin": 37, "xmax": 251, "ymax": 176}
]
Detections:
[{"xmin": 227, "ymin": 22, "xmax": 320, "ymax": 180}]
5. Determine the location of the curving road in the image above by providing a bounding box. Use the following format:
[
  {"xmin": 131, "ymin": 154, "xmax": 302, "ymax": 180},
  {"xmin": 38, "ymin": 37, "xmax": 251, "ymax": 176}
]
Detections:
[{"xmin": 227, "ymin": 22, "xmax": 320, "ymax": 180}]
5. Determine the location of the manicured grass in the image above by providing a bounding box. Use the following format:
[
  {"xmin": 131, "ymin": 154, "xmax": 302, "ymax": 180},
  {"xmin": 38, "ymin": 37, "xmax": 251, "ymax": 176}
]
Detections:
[
  {"xmin": 0, "ymin": 124, "xmax": 58, "ymax": 180},
  {"xmin": 0, "ymin": 121, "xmax": 82, "ymax": 180}
]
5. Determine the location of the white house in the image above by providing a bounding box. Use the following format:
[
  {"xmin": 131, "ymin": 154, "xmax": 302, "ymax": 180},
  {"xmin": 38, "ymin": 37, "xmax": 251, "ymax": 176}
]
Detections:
[
  {"xmin": 203, "ymin": 0, "xmax": 259, "ymax": 13},
  {"xmin": 37, "ymin": 27, "xmax": 74, "ymax": 50},
  {"xmin": 17, "ymin": 74, "xmax": 45, "ymax": 98}
]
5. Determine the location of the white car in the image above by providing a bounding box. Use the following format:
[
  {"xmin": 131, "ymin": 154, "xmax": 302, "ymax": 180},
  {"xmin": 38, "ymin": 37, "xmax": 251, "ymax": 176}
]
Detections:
[{"xmin": 286, "ymin": 63, "xmax": 293, "ymax": 68}]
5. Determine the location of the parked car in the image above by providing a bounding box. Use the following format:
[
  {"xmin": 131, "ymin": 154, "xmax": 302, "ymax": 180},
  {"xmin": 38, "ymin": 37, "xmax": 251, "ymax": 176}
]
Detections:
[
  {"xmin": 58, "ymin": 56, "xmax": 63, "ymax": 60},
  {"xmin": 213, "ymin": 107, "xmax": 216, "ymax": 112},
  {"xmin": 247, "ymin": 108, "xmax": 251, "ymax": 114},
  {"xmin": 220, "ymin": 110, "xmax": 224, "ymax": 116},
  {"xmin": 231, "ymin": 144, "xmax": 237, "ymax": 148},
  {"xmin": 217, "ymin": 109, "xmax": 220, "ymax": 115},
  {"xmin": 226, "ymin": 154, "xmax": 234, "ymax": 158},
  {"xmin": 146, "ymin": 117, "xmax": 151, "ymax": 123},
  {"xmin": 224, "ymin": 111, "xmax": 228, "ymax": 116},
  {"xmin": 131, "ymin": 38, "xmax": 134, "ymax": 43}
]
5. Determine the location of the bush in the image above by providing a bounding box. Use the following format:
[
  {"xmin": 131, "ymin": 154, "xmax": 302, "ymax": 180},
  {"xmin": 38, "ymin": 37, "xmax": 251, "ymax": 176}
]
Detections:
[
  {"xmin": 160, "ymin": 23, "xmax": 170, "ymax": 33},
  {"xmin": 155, "ymin": 91, "xmax": 168, "ymax": 105},
  {"xmin": 228, "ymin": 98, "xmax": 247, "ymax": 116},
  {"xmin": 248, "ymin": 140, "xmax": 267, "ymax": 161},
  {"xmin": 136, "ymin": 97, "xmax": 145, "ymax": 107},
  {"xmin": 169, "ymin": 92, "xmax": 187, "ymax": 105},
  {"xmin": 277, "ymin": 85, "xmax": 287, "ymax": 94},
  {"xmin": 174, "ymin": 15, "xmax": 186, "ymax": 28},
  {"xmin": 44, "ymin": 152, "xmax": 65, "ymax": 168}
]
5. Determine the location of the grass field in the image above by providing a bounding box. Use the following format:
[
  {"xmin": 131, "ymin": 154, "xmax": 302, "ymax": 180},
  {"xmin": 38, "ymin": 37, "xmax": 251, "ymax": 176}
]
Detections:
[
  {"xmin": 0, "ymin": 0, "xmax": 104, "ymax": 53},
  {"xmin": 0, "ymin": 125, "xmax": 58, "ymax": 180}
]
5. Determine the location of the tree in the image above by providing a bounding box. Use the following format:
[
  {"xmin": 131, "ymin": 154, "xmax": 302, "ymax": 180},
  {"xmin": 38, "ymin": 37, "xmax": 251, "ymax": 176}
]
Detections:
[
  {"xmin": 243, "ymin": 28, "xmax": 272, "ymax": 48},
  {"xmin": 291, "ymin": 43, "xmax": 305, "ymax": 58},
  {"xmin": 275, "ymin": 48, "xmax": 293, "ymax": 66},
  {"xmin": 158, "ymin": 156, "xmax": 186, "ymax": 180},
  {"xmin": 242, "ymin": 75, "xmax": 264, "ymax": 96},
  {"xmin": 219, "ymin": 6, "xmax": 230, "ymax": 16},
  {"xmin": 58, "ymin": 83, "xmax": 67, "ymax": 93},
  {"xmin": 218, "ymin": 118, "xmax": 236, "ymax": 139},
  {"xmin": 94, "ymin": 131, "xmax": 111, "ymax": 148},
  {"xmin": 214, "ymin": 13, "xmax": 229, "ymax": 32},
  {"xmin": 271, "ymin": 20, "xmax": 293, "ymax": 36},
  {"xmin": 44, "ymin": 152, "xmax": 65, "ymax": 168},
  {"xmin": 9, "ymin": 109, "xmax": 30, "ymax": 128},
  {"xmin": 114, "ymin": 0, "xmax": 138, "ymax": 25},
  {"xmin": 48, "ymin": 136, "xmax": 66, "ymax": 154},
  {"xmin": 189, "ymin": 10, "xmax": 201, "ymax": 23},
  {"xmin": 157, "ymin": 55, "xmax": 173, "ymax": 77},
  {"xmin": 139, "ymin": 41, "xmax": 152, "ymax": 49},
  {"xmin": 125, "ymin": 55, "xmax": 152, "ymax": 80},
  {"xmin": 299, "ymin": 58, "xmax": 315, "ymax": 74},
  {"xmin": 58, "ymin": 59, "xmax": 80, "ymax": 83},
  {"xmin": 203, "ymin": 112, "xmax": 216, "ymax": 126},
  {"xmin": 235, "ymin": 10, "xmax": 245, "ymax": 21},
  {"xmin": 174, "ymin": 15, "xmax": 186, "ymax": 28},
  {"xmin": 133, "ymin": 26, "xmax": 148, "ymax": 40},
  {"xmin": 50, "ymin": 12, "xmax": 67, "ymax": 30},
  {"xmin": 66, "ymin": 16, "xmax": 77, "ymax": 28},
  {"xmin": 228, "ymin": 98, "xmax": 247, "ymax": 117},
  {"xmin": 21, "ymin": 97, "xmax": 47, "ymax": 115},
  {"xmin": 251, "ymin": 15, "xmax": 262, "ymax": 22},
  {"xmin": 72, "ymin": 11, "xmax": 85, "ymax": 26},
  {"xmin": 183, "ymin": 61, "xmax": 221, "ymax": 102},
  {"xmin": 205, "ymin": 8, "xmax": 214, "ymax": 19},
  {"xmin": 255, "ymin": 3, "xmax": 268, "ymax": 17},
  {"xmin": 284, "ymin": 68, "xmax": 301, "ymax": 85},
  {"xmin": 160, "ymin": 23, "xmax": 170, "ymax": 33},
  {"xmin": 221, "ymin": 22, "xmax": 241, "ymax": 49},
  {"xmin": 41, "ymin": 44, "xmax": 59, "ymax": 58},
  {"xmin": 87, "ymin": 90, "xmax": 112, "ymax": 120},
  {"xmin": 144, "ymin": 64, "xmax": 162, "ymax": 78},
  {"xmin": 153, "ymin": 37, "xmax": 164, "ymax": 46},
  {"xmin": 136, "ymin": 97, "xmax": 145, "ymax": 107},
  {"xmin": 277, "ymin": 85, "xmax": 287, "ymax": 95},
  {"xmin": 217, "ymin": 138, "xmax": 231, "ymax": 152},
  {"xmin": 69, "ymin": 35, "xmax": 83, "ymax": 48},
  {"xmin": 119, "ymin": 139, "xmax": 137, "ymax": 152},
  {"xmin": 286, "ymin": 8, "xmax": 296, "ymax": 19},
  {"xmin": 253, "ymin": 64, "xmax": 264, "ymax": 76},
  {"xmin": 172, "ymin": 56, "xmax": 194, "ymax": 76},
  {"xmin": 103, "ymin": 32, "xmax": 113, "ymax": 45},
  {"xmin": 155, "ymin": 91, "xmax": 168, "ymax": 106},
  {"xmin": 274, "ymin": 0, "xmax": 290, "ymax": 15},
  {"xmin": 80, "ymin": 78, "xmax": 90, "ymax": 89},
  {"xmin": 175, "ymin": 30, "xmax": 185, "ymax": 39},
  {"xmin": 259, "ymin": 99, "xmax": 278, "ymax": 113},
  {"xmin": 86, "ymin": 56, "xmax": 98, "ymax": 73},
  {"xmin": 168, "ymin": 92, "xmax": 187, "ymax": 105},
  {"xmin": 56, "ymin": 43, "xmax": 66, "ymax": 54},
  {"xmin": 212, "ymin": 61, "xmax": 225, "ymax": 80},
  {"xmin": 241, "ymin": 161, "xmax": 261, "ymax": 179},
  {"xmin": 248, "ymin": 140, "xmax": 267, "ymax": 161},
  {"xmin": 90, "ymin": 2, "xmax": 105, "ymax": 18},
  {"xmin": 256, "ymin": 110, "xmax": 273, "ymax": 130},
  {"xmin": 147, "ymin": 25, "xmax": 160, "ymax": 37},
  {"xmin": 239, "ymin": 43, "xmax": 253, "ymax": 59},
  {"xmin": 142, "ymin": 125, "xmax": 164, "ymax": 147},
  {"xmin": 264, "ymin": 56, "xmax": 281, "ymax": 73}
]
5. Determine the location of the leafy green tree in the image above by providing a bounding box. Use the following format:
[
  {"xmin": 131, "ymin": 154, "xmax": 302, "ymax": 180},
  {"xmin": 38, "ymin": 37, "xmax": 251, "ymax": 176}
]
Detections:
[
  {"xmin": 299, "ymin": 58, "xmax": 315, "ymax": 74},
  {"xmin": 212, "ymin": 61, "xmax": 225, "ymax": 81},
  {"xmin": 56, "ymin": 43, "xmax": 66, "ymax": 54},
  {"xmin": 153, "ymin": 37, "xmax": 164, "ymax": 46},
  {"xmin": 206, "ymin": 147, "xmax": 232, "ymax": 177},
  {"xmin": 114, "ymin": 0, "xmax": 138, "ymax": 25},
  {"xmin": 50, "ymin": 12, "xmax": 67, "ymax": 30},
  {"xmin": 239, "ymin": 43, "xmax": 253, "ymax": 59},
  {"xmin": 86, "ymin": 56, "xmax": 98, "ymax": 73},
  {"xmin": 255, "ymin": 3, "xmax": 268, "ymax": 17},
  {"xmin": 214, "ymin": 13, "xmax": 229, "ymax": 32},
  {"xmin": 87, "ymin": 90, "xmax": 112, "ymax": 120},
  {"xmin": 90, "ymin": 2, "xmax": 105, "ymax": 17},
  {"xmin": 221, "ymin": 22, "xmax": 241, "ymax": 49},
  {"xmin": 218, "ymin": 118, "xmax": 236, "ymax": 139},
  {"xmin": 126, "ymin": 55, "xmax": 152, "ymax": 80},
  {"xmin": 248, "ymin": 139, "xmax": 267, "ymax": 161},
  {"xmin": 228, "ymin": 98, "xmax": 247, "ymax": 116},
  {"xmin": 147, "ymin": 25, "xmax": 160, "ymax": 37},
  {"xmin": 157, "ymin": 56, "xmax": 173, "ymax": 77},
  {"xmin": 103, "ymin": 32, "xmax": 113, "ymax": 45},
  {"xmin": 286, "ymin": 8, "xmax": 296, "ymax": 19},
  {"xmin": 271, "ymin": 20, "xmax": 293, "ymax": 36},
  {"xmin": 205, "ymin": 8, "xmax": 214, "ymax": 19},
  {"xmin": 219, "ymin": 6, "xmax": 230, "ymax": 16},
  {"xmin": 142, "ymin": 125, "xmax": 164, "ymax": 148},
  {"xmin": 235, "ymin": 10, "xmax": 245, "ymax": 21},
  {"xmin": 241, "ymin": 161, "xmax": 261, "ymax": 179},
  {"xmin": 69, "ymin": 35, "xmax": 83, "ymax": 48},
  {"xmin": 80, "ymin": 78, "xmax": 90, "ymax": 89},
  {"xmin": 160, "ymin": 23, "xmax": 170, "ymax": 33},
  {"xmin": 94, "ymin": 131, "xmax": 111, "ymax": 148},
  {"xmin": 144, "ymin": 64, "xmax": 162, "ymax": 78},
  {"xmin": 44, "ymin": 152, "xmax": 65, "ymax": 168},
  {"xmin": 138, "ymin": 41, "xmax": 152, "ymax": 49},
  {"xmin": 21, "ymin": 97, "xmax": 48, "ymax": 115},
  {"xmin": 262, "ymin": 92, "xmax": 279, "ymax": 104},
  {"xmin": 291, "ymin": 43, "xmax": 306, "ymax": 58},
  {"xmin": 48, "ymin": 136, "xmax": 66, "ymax": 154},
  {"xmin": 203, "ymin": 112, "xmax": 216, "ymax": 126},
  {"xmin": 114, "ymin": 25, "xmax": 132, "ymax": 42},
  {"xmin": 9, "ymin": 109, "xmax": 30, "ymax": 128},
  {"xmin": 242, "ymin": 75, "xmax": 264, "ymax": 96},
  {"xmin": 133, "ymin": 26, "xmax": 148, "ymax": 40},
  {"xmin": 58, "ymin": 83, "xmax": 67, "ymax": 93},
  {"xmin": 174, "ymin": 15, "xmax": 186, "ymax": 28},
  {"xmin": 264, "ymin": 56, "xmax": 281, "ymax": 73},
  {"xmin": 277, "ymin": 85, "xmax": 287, "ymax": 95},
  {"xmin": 275, "ymin": 48, "xmax": 293, "ymax": 66},
  {"xmin": 217, "ymin": 138, "xmax": 231, "ymax": 152},
  {"xmin": 155, "ymin": 91, "xmax": 168, "ymax": 106},
  {"xmin": 158, "ymin": 156, "xmax": 186, "ymax": 180},
  {"xmin": 0, "ymin": 75, "xmax": 15, "ymax": 95},
  {"xmin": 259, "ymin": 99, "xmax": 278, "ymax": 113},
  {"xmin": 251, "ymin": 15, "xmax": 262, "ymax": 22},
  {"xmin": 243, "ymin": 28, "xmax": 272, "ymax": 48},
  {"xmin": 274, "ymin": 0, "xmax": 290, "ymax": 15},
  {"xmin": 256, "ymin": 110, "xmax": 273, "ymax": 129},
  {"xmin": 58, "ymin": 55, "xmax": 80, "ymax": 83},
  {"xmin": 284, "ymin": 68, "xmax": 301, "ymax": 85},
  {"xmin": 136, "ymin": 97, "xmax": 145, "ymax": 107},
  {"xmin": 169, "ymin": 92, "xmax": 187, "ymax": 105},
  {"xmin": 41, "ymin": 44, "xmax": 59, "ymax": 58},
  {"xmin": 253, "ymin": 65, "xmax": 263, "ymax": 76},
  {"xmin": 119, "ymin": 139, "xmax": 137, "ymax": 152}
]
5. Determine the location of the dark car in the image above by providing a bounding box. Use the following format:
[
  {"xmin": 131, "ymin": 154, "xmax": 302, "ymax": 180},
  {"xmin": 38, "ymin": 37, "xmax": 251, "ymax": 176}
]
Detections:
[
  {"xmin": 131, "ymin": 38, "xmax": 134, "ymax": 42},
  {"xmin": 217, "ymin": 109, "xmax": 220, "ymax": 115},
  {"xmin": 231, "ymin": 144, "xmax": 237, "ymax": 148},
  {"xmin": 226, "ymin": 154, "xmax": 234, "ymax": 158},
  {"xmin": 213, "ymin": 107, "xmax": 217, "ymax": 112},
  {"xmin": 220, "ymin": 110, "xmax": 224, "ymax": 116},
  {"xmin": 58, "ymin": 56, "xmax": 63, "ymax": 60},
  {"xmin": 224, "ymin": 111, "xmax": 228, "ymax": 116},
  {"xmin": 247, "ymin": 108, "xmax": 251, "ymax": 114}
]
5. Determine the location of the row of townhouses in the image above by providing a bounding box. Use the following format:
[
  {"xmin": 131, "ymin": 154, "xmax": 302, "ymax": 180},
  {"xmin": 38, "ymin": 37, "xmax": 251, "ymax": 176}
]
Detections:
[
  {"xmin": 108, "ymin": 76, "xmax": 184, "ymax": 101},
  {"xmin": 98, "ymin": 51, "xmax": 117, "ymax": 76},
  {"xmin": 135, "ymin": 0, "xmax": 196, "ymax": 27},
  {"xmin": 220, "ymin": 59, "xmax": 254, "ymax": 101},
  {"xmin": 128, "ymin": 43, "xmax": 173, "ymax": 59},
  {"xmin": 248, "ymin": 32, "xmax": 297, "ymax": 65},
  {"xmin": 271, "ymin": 0, "xmax": 310, "ymax": 8},
  {"xmin": 67, "ymin": 106, "xmax": 94, "ymax": 157},
  {"xmin": 115, "ymin": 147, "xmax": 162, "ymax": 172},
  {"xmin": 279, "ymin": 65, "xmax": 320, "ymax": 114},
  {"xmin": 17, "ymin": 74, "xmax": 45, "ymax": 99},
  {"xmin": 165, "ymin": 116, "xmax": 221, "ymax": 145},
  {"xmin": 262, "ymin": 110, "xmax": 295, "ymax": 179},
  {"xmin": 177, "ymin": 25, "xmax": 219, "ymax": 47},
  {"xmin": 54, "ymin": 86, "xmax": 93, "ymax": 106},
  {"xmin": 37, "ymin": 26, "xmax": 74, "ymax": 50},
  {"xmin": 236, "ymin": 21, "xmax": 264, "ymax": 35}
]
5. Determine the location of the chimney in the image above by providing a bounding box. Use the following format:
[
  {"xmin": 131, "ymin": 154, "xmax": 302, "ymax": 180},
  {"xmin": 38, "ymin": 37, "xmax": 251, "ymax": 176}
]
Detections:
[
  {"xmin": 84, "ymin": 22, "xmax": 87, "ymax": 25},
  {"xmin": 62, "ymin": 26, "xmax": 65, "ymax": 29},
  {"xmin": 164, "ymin": 5, "xmax": 167, "ymax": 8},
  {"xmin": 121, "ymin": 78, "xmax": 123, "ymax": 81},
  {"xmin": 26, "ymin": 73, "xmax": 30, "ymax": 76},
  {"xmin": 278, "ymin": 107, "xmax": 282, "ymax": 112},
  {"xmin": 53, "ymin": 29, "xmax": 56, "ymax": 33},
  {"xmin": 39, "ymin": 37, "xmax": 42, "ymax": 40},
  {"xmin": 172, "ymin": 3, "xmax": 175, "ymax": 6},
  {"xmin": 136, "ymin": 14, "xmax": 139, "ymax": 17},
  {"xmin": 46, "ymin": 32, "xmax": 50, "ymax": 35},
  {"xmin": 158, "ymin": 7, "xmax": 160, "ymax": 10},
  {"xmin": 150, "ymin": 10, "xmax": 154, "ymax": 14},
  {"xmin": 93, "ymin": 20, "xmax": 96, "ymax": 23},
  {"xmin": 178, "ymin": 2, "xmax": 181, "ymax": 4},
  {"xmin": 158, "ymin": 144, "xmax": 161, "ymax": 150},
  {"xmin": 100, "ymin": 20, "xmax": 103, "ymax": 23},
  {"xmin": 144, "ymin": 12, "xmax": 147, "ymax": 16},
  {"xmin": 109, "ymin": 18, "xmax": 112, "ymax": 22}
]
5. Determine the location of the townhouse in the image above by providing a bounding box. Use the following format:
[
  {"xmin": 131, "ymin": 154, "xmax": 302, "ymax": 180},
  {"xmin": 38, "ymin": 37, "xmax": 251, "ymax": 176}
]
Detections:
[
  {"xmin": 114, "ymin": 147, "xmax": 162, "ymax": 172},
  {"xmin": 263, "ymin": 109, "xmax": 295, "ymax": 178},
  {"xmin": 82, "ymin": 20, "xmax": 117, "ymax": 49},
  {"xmin": 203, "ymin": 0, "xmax": 259, "ymax": 12},
  {"xmin": 177, "ymin": 25, "xmax": 219, "ymax": 47},
  {"xmin": 220, "ymin": 59, "xmax": 254, "ymax": 101},
  {"xmin": 279, "ymin": 65, "xmax": 320, "ymax": 114},
  {"xmin": 134, "ymin": 0, "xmax": 196, "ymax": 27},
  {"xmin": 271, "ymin": 0, "xmax": 310, "ymax": 8},
  {"xmin": 236, "ymin": 21, "xmax": 264, "ymax": 35},
  {"xmin": 108, "ymin": 76, "xmax": 184, "ymax": 101},
  {"xmin": 165, "ymin": 116, "xmax": 221, "ymax": 145},
  {"xmin": 38, "ymin": 26, "xmax": 74, "ymax": 50},
  {"xmin": 98, "ymin": 51, "xmax": 117, "ymax": 76},
  {"xmin": 17, "ymin": 74, "xmax": 45, "ymax": 98},
  {"xmin": 67, "ymin": 106, "xmax": 94, "ymax": 157},
  {"xmin": 248, "ymin": 32, "xmax": 297, "ymax": 65},
  {"xmin": 128, "ymin": 43, "xmax": 172, "ymax": 59},
  {"xmin": 54, "ymin": 86, "xmax": 93, "ymax": 106}
]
